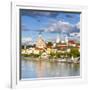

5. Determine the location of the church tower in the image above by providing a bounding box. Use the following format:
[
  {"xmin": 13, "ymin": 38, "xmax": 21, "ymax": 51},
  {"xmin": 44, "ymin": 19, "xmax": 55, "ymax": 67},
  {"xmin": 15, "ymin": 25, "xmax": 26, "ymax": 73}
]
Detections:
[
  {"xmin": 65, "ymin": 36, "xmax": 68, "ymax": 46},
  {"xmin": 35, "ymin": 34, "xmax": 46, "ymax": 48},
  {"xmin": 56, "ymin": 33, "xmax": 60, "ymax": 43}
]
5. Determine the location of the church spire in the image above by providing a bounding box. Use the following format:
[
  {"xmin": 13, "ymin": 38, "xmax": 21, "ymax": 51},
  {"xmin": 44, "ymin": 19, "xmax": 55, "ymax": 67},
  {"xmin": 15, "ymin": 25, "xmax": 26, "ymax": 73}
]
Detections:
[{"xmin": 56, "ymin": 33, "xmax": 60, "ymax": 43}]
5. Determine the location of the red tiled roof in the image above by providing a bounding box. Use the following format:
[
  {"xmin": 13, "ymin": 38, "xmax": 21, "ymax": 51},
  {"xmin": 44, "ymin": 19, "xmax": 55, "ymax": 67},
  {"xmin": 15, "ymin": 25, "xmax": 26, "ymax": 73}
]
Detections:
[
  {"xmin": 57, "ymin": 45, "xmax": 67, "ymax": 49},
  {"xmin": 68, "ymin": 40, "xmax": 75, "ymax": 44},
  {"xmin": 35, "ymin": 47, "xmax": 44, "ymax": 50}
]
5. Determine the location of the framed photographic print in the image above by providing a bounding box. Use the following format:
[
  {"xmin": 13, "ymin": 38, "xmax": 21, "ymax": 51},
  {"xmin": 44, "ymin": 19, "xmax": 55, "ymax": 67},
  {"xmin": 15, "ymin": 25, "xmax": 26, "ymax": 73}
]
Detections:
[{"xmin": 11, "ymin": 1, "xmax": 87, "ymax": 88}]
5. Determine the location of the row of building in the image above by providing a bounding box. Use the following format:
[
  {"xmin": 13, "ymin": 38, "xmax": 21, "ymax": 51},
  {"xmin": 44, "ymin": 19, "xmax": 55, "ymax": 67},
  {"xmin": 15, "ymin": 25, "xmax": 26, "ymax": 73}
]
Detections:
[{"xmin": 21, "ymin": 34, "xmax": 80, "ymax": 55}]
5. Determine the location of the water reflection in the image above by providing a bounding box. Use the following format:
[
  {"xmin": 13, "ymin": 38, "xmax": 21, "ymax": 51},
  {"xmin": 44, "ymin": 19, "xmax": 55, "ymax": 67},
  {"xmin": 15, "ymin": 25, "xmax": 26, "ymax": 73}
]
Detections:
[{"xmin": 21, "ymin": 60, "xmax": 80, "ymax": 79}]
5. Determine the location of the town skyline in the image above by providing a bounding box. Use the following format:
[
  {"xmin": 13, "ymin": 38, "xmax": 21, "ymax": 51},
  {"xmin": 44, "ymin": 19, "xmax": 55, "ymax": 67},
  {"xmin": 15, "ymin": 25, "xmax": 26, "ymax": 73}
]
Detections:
[
  {"xmin": 20, "ymin": 9, "xmax": 80, "ymax": 79},
  {"xmin": 20, "ymin": 9, "xmax": 80, "ymax": 44}
]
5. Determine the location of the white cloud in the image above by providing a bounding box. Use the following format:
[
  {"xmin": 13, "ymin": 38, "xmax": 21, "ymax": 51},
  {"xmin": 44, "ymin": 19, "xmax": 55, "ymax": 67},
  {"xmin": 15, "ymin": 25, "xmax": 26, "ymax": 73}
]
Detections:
[
  {"xmin": 22, "ymin": 37, "xmax": 32, "ymax": 45},
  {"xmin": 76, "ymin": 22, "xmax": 80, "ymax": 29},
  {"xmin": 44, "ymin": 20, "xmax": 79, "ymax": 33},
  {"xmin": 70, "ymin": 32, "xmax": 80, "ymax": 37},
  {"xmin": 57, "ymin": 21, "xmax": 73, "ymax": 31},
  {"xmin": 22, "ymin": 37, "xmax": 32, "ymax": 42}
]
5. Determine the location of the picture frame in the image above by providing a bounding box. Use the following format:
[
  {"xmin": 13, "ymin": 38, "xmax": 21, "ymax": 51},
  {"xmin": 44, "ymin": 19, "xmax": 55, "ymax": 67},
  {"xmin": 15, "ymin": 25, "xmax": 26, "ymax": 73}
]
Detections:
[{"xmin": 11, "ymin": 1, "xmax": 87, "ymax": 88}]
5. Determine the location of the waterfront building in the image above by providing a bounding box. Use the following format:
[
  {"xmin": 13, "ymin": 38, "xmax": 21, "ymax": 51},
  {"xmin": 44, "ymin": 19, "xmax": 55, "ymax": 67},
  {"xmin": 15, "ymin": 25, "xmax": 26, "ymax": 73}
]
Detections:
[
  {"xmin": 36, "ymin": 34, "xmax": 46, "ymax": 49},
  {"xmin": 68, "ymin": 40, "xmax": 76, "ymax": 47}
]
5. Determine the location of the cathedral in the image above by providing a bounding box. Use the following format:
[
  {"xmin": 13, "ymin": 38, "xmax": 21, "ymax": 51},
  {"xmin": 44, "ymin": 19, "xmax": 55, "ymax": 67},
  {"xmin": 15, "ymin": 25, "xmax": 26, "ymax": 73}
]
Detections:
[{"xmin": 35, "ymin": 34, "xmax": 46, "ymax": 49}]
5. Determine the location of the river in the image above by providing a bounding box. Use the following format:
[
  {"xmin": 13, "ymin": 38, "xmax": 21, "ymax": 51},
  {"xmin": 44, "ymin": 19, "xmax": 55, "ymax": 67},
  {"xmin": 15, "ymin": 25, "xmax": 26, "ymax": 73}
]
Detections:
[{"xmin": 20, "ymin": 59, "xmax": 80, "ymax": 79}]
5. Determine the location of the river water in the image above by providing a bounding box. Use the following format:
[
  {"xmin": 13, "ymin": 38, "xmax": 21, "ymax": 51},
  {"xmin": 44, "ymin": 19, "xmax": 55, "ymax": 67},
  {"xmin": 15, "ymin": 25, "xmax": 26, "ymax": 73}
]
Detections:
[{"xmin": 20, "ymin": 59, "xmax": 80, "ymax": 79}]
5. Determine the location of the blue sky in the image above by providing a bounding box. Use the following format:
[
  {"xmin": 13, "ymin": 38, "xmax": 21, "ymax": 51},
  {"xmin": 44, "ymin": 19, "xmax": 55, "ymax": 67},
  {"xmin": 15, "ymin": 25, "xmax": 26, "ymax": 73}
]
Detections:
[{"xmin": 20, "ymin": 9, "xmax": 80, "ymax": 43}]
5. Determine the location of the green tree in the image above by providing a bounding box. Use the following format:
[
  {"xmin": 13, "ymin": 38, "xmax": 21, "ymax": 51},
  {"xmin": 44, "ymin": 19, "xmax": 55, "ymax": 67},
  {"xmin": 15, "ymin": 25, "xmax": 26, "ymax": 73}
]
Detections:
[
  {"xmin": 70, "ymin": 48, "xmax": 80, "ymax": 58},
  {"xmin": 47, "ymin": 42, "xmax": 53, "ymax": 47}
]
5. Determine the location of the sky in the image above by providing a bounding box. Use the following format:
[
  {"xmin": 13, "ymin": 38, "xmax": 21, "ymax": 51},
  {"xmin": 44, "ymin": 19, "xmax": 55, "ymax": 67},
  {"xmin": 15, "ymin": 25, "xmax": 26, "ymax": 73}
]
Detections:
[{"xmin": 20, "ymin": 9, "xmax": 81, "ymax": 44}]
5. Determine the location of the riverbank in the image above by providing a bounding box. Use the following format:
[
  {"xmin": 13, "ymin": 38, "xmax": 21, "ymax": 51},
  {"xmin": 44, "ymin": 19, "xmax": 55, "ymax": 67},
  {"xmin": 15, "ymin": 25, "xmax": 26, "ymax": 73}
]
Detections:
[{"xmin": 21, "ymin": 56, "xmax": 80, "ymax": 64}]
